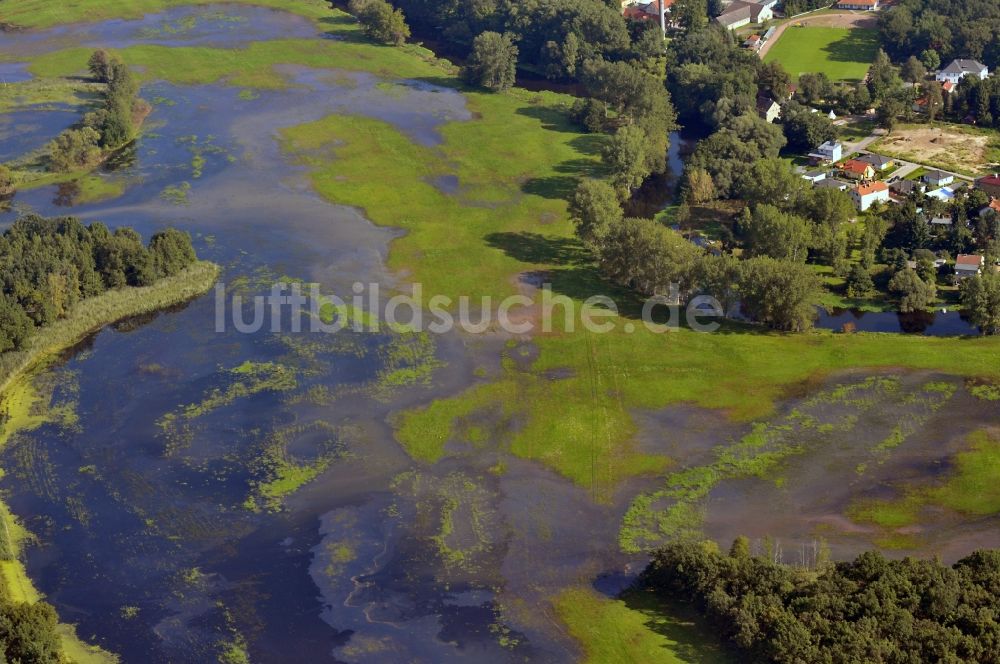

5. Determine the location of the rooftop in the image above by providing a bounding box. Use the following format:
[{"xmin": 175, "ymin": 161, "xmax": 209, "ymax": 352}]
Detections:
[
  {"xmin": 941, "ymin": 59, "xmax": 987, "ymax": 74},
  {"xmin": 854, "ymin": 181, "xmax": 888, "ymax": 196}
]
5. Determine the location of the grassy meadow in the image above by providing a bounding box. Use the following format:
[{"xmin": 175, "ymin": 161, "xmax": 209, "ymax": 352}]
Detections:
[{"xmin": 764, "ymin": 26, "xmax": 878, "ymax": 81}]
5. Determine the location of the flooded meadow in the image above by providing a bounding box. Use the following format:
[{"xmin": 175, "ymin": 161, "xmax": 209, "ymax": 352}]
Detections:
[{"xmin": 1, "ymin": 4, "xmax": 999, "ymax": 663}]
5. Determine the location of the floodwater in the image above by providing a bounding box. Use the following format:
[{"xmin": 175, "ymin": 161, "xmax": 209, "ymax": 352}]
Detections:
[
  {"xmin": 1, "ymin": 5, "xmax": 998, "ymax": 664},
  {"xmin": 816, "ymin": 307, "xmax": 982, "ymax": 336},
  {"xmin": 0, "ymin": 104, "xmax": 78, "ymax": 162}
]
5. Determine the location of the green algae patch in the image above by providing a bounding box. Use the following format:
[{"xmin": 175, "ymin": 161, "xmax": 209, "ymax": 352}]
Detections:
[
  {"xmin": 243, "ymin": 420, "xmax": 348, "ymax": 512},
  {"xmin": 621, "ymin": 376, "xmax": 956, "ymax": 553},
  {"xmin": 554, "ymin": 587, "xmax": 732, "ymax": 664}
]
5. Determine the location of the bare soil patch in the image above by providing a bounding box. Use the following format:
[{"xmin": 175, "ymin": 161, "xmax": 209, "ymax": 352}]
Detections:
[{"xmin": 875, "ymin": 125, "xmax": 996, "ymax": 176}]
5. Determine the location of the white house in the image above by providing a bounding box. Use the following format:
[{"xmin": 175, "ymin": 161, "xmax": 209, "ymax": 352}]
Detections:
[
  {"xmin": 850, "ymin": 181, "xmax": 889, "ymax": 211},
  {"xmin": 923, "ymin": 169, "xmax": 954, "ymax": 187},
  {"xmin": 715, "ymin": 1, "xmax": 772, "ymax": 30},
  {"xmin": 756, "ymin": 94, "xmax": 781, "ymax": 123},
  {"xmin": 808, "ymin": 140, "xmax": 842, "ymax": 163},
  {"xmin": 954, "ymin": 254, "xmax": 985, "ymax": 281},
  {"xmin": 936, "ymin": 59, "xmax": 989, "ymax": 84}
]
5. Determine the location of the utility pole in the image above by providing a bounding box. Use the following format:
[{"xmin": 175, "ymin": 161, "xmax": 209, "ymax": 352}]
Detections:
[{"xmin": 659, "ymin": 0, "xmax": 666, "ymax": 37}]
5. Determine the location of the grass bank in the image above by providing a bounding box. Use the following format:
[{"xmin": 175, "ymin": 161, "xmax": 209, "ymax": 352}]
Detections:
[
  {"xmin": 554, "ymin": 587, "xmax": 733, "ymax": 664},
  {"xmin": 0, "ymin": 0, "xmax": 332, "ymax": 29}
]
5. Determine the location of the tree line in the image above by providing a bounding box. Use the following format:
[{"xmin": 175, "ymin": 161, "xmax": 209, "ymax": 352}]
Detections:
[
  {"xmin": 640, "ymin": 538, "xmax": 1000, "ymax": 663},
  {"xmin": 45, "ymin": 50, "xmax": 148, "ymax": 173},
  {"xmin": 0, "ymin": 215, "xmax": 199, "ymax": 353},
  {"xmin": 570, "ymin": 176, "xmax": 822, "ymax": 331},
  {"xmin": 880, "ymin": 0, "xmax": 1000, "ymax": 71}
]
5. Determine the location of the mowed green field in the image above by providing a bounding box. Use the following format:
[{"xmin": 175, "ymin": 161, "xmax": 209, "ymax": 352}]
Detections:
[{"xmin": 764, "ymin": 26, "xmax": 878, "ymax": 81}]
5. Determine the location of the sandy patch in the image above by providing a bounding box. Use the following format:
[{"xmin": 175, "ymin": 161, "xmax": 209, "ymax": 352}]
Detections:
[{"xmin": 876, "ymin": 126, "xmax": 993, "ymax": 176}]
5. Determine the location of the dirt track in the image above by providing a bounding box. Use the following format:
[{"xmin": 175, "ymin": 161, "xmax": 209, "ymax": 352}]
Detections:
[{"xmin": 756, "ymin": 11, "xmax": 879, "ymax": 59}]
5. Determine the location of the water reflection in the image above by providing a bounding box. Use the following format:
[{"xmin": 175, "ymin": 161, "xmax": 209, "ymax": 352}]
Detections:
[{"xmin": 817, "ymin": 307, "xmax": 981, "ymax": 336}]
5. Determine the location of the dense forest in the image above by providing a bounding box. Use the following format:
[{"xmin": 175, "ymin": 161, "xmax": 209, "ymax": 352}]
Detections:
[
  {"xmin": 880, "ymin": 0, "xmax": 1000, "ymax": 69},
  {"xmin": 0, "ymin": 215, "xmax": 198, "ymax": 353},
  {"xmin": 641, "ymin": 539, "xmax": 1000, "ymax": 663},
  {"xmin": 0, "ymin": 599, "xmax": 63, "ymax": 663}
]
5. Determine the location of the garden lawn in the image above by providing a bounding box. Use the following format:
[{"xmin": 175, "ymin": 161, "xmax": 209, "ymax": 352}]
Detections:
[{"xmin": 763, "ymin": 26, "xmax": 878, "ymax": 81}]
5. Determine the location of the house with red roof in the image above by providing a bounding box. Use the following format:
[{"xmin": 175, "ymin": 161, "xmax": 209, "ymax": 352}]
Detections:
[
  {"xmin": 955, "ymin": 254, "xmax": 985, "ymax": 282},
  {"xmin": 850, "ymin": 181, "xmax": 889, "ymax": 211},
  {"xmin": 841, "ymin": 159, "xmax": 876, "ymax": 181},
  {"xmin": 976, "ymin": 174, "xmax": 1000, "ymax": 198}
]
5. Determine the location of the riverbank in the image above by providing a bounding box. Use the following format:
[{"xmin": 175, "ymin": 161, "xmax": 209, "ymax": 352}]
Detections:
[{"xmin": 0, "ymin": 260, "xmax": 218, "ymax": 661}]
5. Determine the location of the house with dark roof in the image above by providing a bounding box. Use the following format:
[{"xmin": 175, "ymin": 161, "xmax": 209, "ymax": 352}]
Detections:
[
  {"xmin": 889, "ymin": 179, "xmax": 924, "ymax": 198},
  {"xmin": 936, "ymin": 59, "xmax": 989, "ymax": 84},
  {"xmin": 858, "ymin": 154, "xmax": 895, "ymax": 171},
  {"xmin": 814, "ymin": 178, "xmax": 850, "ymax": 191},
  {"xmin": 979, "ymin": 198, "xmax": 1000, "ymax": 218},
  {"xmin": 715, "ymin": 1, "xmax": 772, "ymax": 30},
  {"xmin": 756, "ymin": 94, "xmax": 780, "ymax": 123},
  {"xmin": 923, "ymin": 170, "xmax": 954, "ymax": 187}
]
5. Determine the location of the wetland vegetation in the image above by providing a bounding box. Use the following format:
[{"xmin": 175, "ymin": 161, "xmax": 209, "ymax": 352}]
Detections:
[{"xmin": 0, "ymin": 0, "xmax": 998, "ymax": 662}]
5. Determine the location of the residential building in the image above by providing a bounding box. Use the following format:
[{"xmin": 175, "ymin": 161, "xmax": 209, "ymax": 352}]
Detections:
[
  {"xmin": 936, "ymin": 59, "xmax": 989, "ymax": 84},
  {"xmin": 743, "ymin": 34, "xmax": 762, "ymax": 50},
  {"xmin": 808, "ymin": 140, "xmax": 842, "ymax": 163},
  {"xmin": 756, "ymin": 94, "xmax": 780, "ymax": 123},
  {"xmin": 814, "ymin": 178, "xmax": 850, "ymax": 191},
  {"xmin": 979, "ymin": 198, "xmax": 1000, "ymax": 217},
  {"xmin": 976, "ymin": 174, "xmax": 1000, "ymax": 198},
  {"xmin": 923, "ymin": 169, "xmax": 954, "ymax": 187},
  {"xmin": 623, "ymin": 0, "xmax": 672, "ymax": 21},
  {"xmin": 850, "ymin": 181, "xmax": 890, "ymax": 211},
  {"xmin": 835, "ymin": 0, "xmax": 879, "ymax": 9},
  {"xmin": 954, "ymin": 254, "xmax": 985, "ymax": 281},
  {"xmin": 858, "ymin": 154, "xmax": 895, "ymax": 171},
  {"xmin": 715, "ymin": 1, "xmax": 772, "ymax": 30},
  {"xmin": 889, "ymin": 179, "xmax": 924, "ymax": 197},
  {"xmin": 802, "ymin": 169, "xmax": 827, "ymax": 183},
  {"xmin": 841, "ymin": 159, "xmax": 876, "ymax": 180}
]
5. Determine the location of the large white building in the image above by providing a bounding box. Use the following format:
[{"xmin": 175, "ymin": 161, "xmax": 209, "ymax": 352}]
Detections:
[
  {"xmin": 936, "ymin": 59, "xmax": 989, "ymax": 84},
  {"xmin": 850, "ymin": 181, "xmax": 890, "ymax": 211},
  {"xmin": 715, "ymin": 1, "xmax": 772, "ymax": 30}
]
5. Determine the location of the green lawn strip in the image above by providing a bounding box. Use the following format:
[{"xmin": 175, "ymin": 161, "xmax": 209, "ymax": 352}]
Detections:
[
  {"xmin": 28, "ymin": 37, "xmax": 448, "ymax": 88},
  {"xmin": 553, "ymin": 586, "xmax": 733, "ymax": 664},
  {"xmin": 848, "ymin": 429, "xmax": 1000, "ymax": 544},
  {"xmin": 0, "ymin": 0, "xmax": 333, "ymax": 29},
  {"xmin": 763, "ymin": 26, "xmax": 877, "ymax": 81}
]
